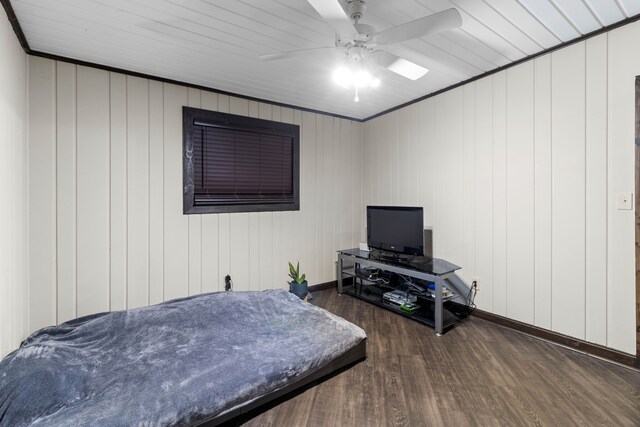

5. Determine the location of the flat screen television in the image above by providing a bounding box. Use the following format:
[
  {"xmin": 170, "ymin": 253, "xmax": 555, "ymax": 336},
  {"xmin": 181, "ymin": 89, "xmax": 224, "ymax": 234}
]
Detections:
[{"xmin": 367, "ymin": 206, "xmax": 424, "ymax": 257}]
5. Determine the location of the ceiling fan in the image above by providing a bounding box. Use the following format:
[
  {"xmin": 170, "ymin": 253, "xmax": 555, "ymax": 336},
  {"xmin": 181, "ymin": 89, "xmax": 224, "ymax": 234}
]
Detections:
[{"xmin": 260, "ymin": 0, "xmax": 462, "ymax": 85}]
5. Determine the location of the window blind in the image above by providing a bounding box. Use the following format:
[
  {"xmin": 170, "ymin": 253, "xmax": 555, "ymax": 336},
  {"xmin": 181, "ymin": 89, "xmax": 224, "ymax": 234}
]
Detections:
[{"xmin": 192, "ymin": 125, "xmax": 294, "ymax": 205}]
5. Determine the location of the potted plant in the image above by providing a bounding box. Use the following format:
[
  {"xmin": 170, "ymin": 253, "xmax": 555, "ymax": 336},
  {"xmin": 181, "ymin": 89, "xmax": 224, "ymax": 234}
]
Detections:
[{"xmin": 288, "ymin": 261, "xmax": 309, "ymax": 300}]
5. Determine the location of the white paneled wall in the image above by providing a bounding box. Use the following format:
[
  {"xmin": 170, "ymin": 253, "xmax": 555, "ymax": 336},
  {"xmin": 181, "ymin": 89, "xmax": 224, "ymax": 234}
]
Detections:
[
  {"xmin": 0, "ymin": 16, "xmax": 28, "ymax": 358},
  {"xmin": 27, "ymin": 57, "xmax": 363, "ymax": 333},
  {"xmin": 19, "ymin": 18, "xmax": 640, "ymax": 357},
  {"xmin": 551, "ymin": 42, "xmax": 587, "ymax": 340},
  {"xmin": 363, "ymin": 23, "xmax": 640, "ymax": 355},
  {"xmin": 606, "ymin": 22, "xmax": 638, "ymax": 355}
]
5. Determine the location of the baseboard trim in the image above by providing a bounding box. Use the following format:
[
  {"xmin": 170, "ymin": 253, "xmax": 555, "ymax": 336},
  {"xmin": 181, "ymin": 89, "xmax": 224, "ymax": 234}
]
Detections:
[
  {"xmin": 312, "ymin": 281, "xmax": 637, "ymax": 367},
  {"xmin": 309, "ymin": 281, "xmax": 338, "ymax": 293},
  {"xmin": 471, "ymin": 309, "xmax": 637, "ymax": 368}
]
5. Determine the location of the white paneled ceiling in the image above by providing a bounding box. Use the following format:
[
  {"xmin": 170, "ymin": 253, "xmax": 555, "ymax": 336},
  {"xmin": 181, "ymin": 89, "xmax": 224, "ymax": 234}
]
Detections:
[{"xmin": 9, "ymin": 0, "xmax": 640, "ymax": 119}]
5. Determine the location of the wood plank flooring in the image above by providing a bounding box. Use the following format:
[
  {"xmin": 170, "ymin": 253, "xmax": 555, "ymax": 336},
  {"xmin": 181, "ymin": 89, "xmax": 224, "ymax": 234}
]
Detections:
[{"xmin": 239, "ymin": 289, "xmax": 640, "ymax": 426}]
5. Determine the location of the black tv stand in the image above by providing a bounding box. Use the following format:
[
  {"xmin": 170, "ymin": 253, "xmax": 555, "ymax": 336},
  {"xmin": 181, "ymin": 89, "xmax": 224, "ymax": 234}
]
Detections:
[
  {"xmin": 370, "ymin": 250, "xmax": 412, "ymax": 263},
  {"xmin": 337, "ymin": 248, "xmax": 471, "ymax": 335}
]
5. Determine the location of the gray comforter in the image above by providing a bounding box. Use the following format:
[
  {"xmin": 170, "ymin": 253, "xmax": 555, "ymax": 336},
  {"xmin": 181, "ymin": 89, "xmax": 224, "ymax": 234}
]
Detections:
[{"xmin": 0, "ymin": 289, "xmax": 366, "ymax": 426}]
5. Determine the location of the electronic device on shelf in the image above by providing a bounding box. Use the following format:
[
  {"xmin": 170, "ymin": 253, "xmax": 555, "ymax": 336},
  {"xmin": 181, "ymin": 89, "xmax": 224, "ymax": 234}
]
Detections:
[
  {"xmin": 337, "ymin": 248, "xmax": 467, "ymax": 335},
  {"xmin": 367, "ymin": 206, "xmax": 424, "ymax": 259},
  {"xmin": 383, "ymin": 290, "xmax": 417, "ymax": 306},
  {"xmin": 400, "ymin": 302, "xmax": 420, "ymax": 312},
  {"xmin": 427, "ymin": 283, "xmax": 453, "ymax": 298}
]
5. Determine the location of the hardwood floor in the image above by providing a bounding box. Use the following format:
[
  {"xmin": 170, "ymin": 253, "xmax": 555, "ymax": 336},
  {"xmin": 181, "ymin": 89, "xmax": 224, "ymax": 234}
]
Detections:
[{"xmin": 241, "ymin": 289, "xmax": 640, "ymax": 426}]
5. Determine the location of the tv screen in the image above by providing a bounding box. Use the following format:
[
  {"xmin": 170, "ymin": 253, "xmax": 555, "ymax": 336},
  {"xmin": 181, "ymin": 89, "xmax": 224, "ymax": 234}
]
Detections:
[{"xmin": 367, "ymin": 206, "xmax": 424, "ymax": 256}]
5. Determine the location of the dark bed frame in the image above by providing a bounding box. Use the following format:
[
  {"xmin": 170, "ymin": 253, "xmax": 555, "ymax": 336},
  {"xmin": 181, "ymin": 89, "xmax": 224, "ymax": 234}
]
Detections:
[{"xmin": 198, "ymin": 339, "xmax": 367, "ymax": 426}]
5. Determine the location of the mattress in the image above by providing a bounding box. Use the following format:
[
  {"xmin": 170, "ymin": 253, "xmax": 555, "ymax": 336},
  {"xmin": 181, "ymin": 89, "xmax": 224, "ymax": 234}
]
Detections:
[{"xmin": 0, "ymin": 289, "xmax": 366, "ymax": 426}]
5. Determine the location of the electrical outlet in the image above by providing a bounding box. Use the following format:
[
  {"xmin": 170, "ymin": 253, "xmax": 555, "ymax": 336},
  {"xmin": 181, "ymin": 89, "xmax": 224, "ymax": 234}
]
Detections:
[{"xmin": 224, "ymin": 275, "xmax": 232, "ymax": 291}]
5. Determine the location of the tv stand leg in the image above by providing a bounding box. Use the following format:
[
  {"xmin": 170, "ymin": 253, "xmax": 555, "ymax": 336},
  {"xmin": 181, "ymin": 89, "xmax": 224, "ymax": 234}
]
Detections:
[
  {"xmin": 337, "ymin": 256, "xmax": 344, "ymax": 294},
  {"xmin": 434, "ymin": 278, "xmax": 444, "ymax": 335}
]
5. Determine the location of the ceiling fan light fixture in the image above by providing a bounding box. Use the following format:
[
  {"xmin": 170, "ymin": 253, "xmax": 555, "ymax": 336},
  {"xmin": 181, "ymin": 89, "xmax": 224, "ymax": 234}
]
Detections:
[
  {"xmin": 353, "ymin": 69, "xmax": 372, "ymax": 87},
  {"xmin": 333, "ymin": 65, "xmax": 380, "ymax": 89},
  {"xmin": 387, "ymin": 58, "xmax": 429, "ymax": 80},
  {"xmin": 332, "ymin": 57, "xmax": 381, "ymax": 101},
  {"xmin": 333, "ymin": 66, "xmax": 353, "ymax": 88},
  {"xmin": 265, "ymin": 1, "xmax": 463, "ymax": 101}
]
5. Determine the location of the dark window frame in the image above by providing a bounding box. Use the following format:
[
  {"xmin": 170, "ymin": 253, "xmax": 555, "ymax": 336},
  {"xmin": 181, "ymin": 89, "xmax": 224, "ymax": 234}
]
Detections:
[{"xmin": 183, "ymin": 107, "xmax": 300, "ymax": 214}]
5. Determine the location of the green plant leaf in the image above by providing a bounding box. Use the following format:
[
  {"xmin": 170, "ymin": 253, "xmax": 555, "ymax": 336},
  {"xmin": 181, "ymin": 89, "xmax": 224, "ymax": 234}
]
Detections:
[{"xmin": 287, "ymin": 260, "xmax": 304, "ymax": 284}]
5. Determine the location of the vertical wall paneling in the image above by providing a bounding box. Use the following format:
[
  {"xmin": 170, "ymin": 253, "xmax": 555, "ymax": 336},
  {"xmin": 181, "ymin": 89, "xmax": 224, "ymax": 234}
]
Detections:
[
  {"xmin": 109, "ymin": 72, "xmax": 127, "ymax": 311},
  {"xmin": 636, "ymin": 77, "xmax": 640, "ymax": 362},
  {"xmin": 217, "ymin": 94, "xmax": 231, "ymax": 287},
  {"xmin": 419, "ymin": 99, "xmax": 437, "ymax": 232},
  {"xmin": 607, "ymin": 23, "xmax": 638, "ymax": 353},
  {"xmin": 163, "ymin": 83, "xmax": 189, "ymax": 301},
  {"xmin": 187, "ymin": 88, "xmax": 202, "ymax": 296},
  {"xmin": 301, "ymin": 111, "xmax": 316, "ymax": 283},
  {"xmin": 585, "ymin": 34, "xmax": 608, "ymax": 345},
  {"xmin": 492, "ymin": 72, "xmax": 508, "ymax": 316},
  {"xmin": 148, "ymin": 80, "xmax": 164, "ymax": 303},
  {"xmin": 55, "ymin": 62, "xmax": 77, "ymax": 323},
  {"xmin": 76, "ymin": 66, "xmax": 110, "ymax": 317},
  {"xmin": 339, "ymin": 119, "xmax": 352, "ymax": 251},
  {"xmin": 433, "ymin": 94, "xmax": 453, "ymax": 259},
  {"xmin": 362, "ymin": 118, "xmax": 374, "ymax": 230},
  {"xmin": 411, "ymin": 106, "xmax": 420, "ymax": 212},
  {"xmin": 323, "ymin": 115, "xmax": 336, "ymax": 280},
  {"xmin": 258, "ymin": 103, "xmax": 274, "ymax": 288},
  {"xmin": 200, "ymin": 91, "xmax": 219, "ymax": 293},
  {"xmin": 292, "ymin": 110, "xmax": 303, "ymax": 287},
  {"xmin": 474, "ymin": 77, "xmax": 494, "ymax": 311},
  {"xmin": 551, "ymin": 43, "xmax": 587, "ymax": 339},
  {"xmin": 248, "ymin": 101, "xmax": 259, "ymax": 118},
  {"xmin": 444, "ymin": 88, "xmax": 465, "ymax": 265},
  {"xmin": 228, "ymin": 97, "xmax": 250, "ymax": 291},
  {"xmin": 462, "ymin": 84, "xmax": 477, "ymax": 283},
  {"xmin": 506, "ymin": 63, "xmax": 535, "ymax": 323},
  {"xmin": 127, "ymin": 77, "xmax": 150, "ymax": 308},
  {"xmin": 433, "ymin": 95, "xmax": 446, "ymax": 259},
  {"xmin": 25, "ymin": 19, "xmax": 640, "ymax": 356},
  {"xmin": 26, "ymin": 58, "xmax": 365, "ymax": 352},
  {"xmin": 279, "ymin": 107, "xmax": 294, "ymax": 287},
  {"xmin": 281, "ymin": 108, "xmax": 296, "ymax": 287},
  {"xmin": 389, "ymin": 112, "xmax": 400, "ymax": 205},
  {"xmin": 408, "ymin": 104, "xmax": 420, "ymax": 205},
  {"xmin": 271, "ymin": 106, "xmax": 284, "ymax": 287},
  {"xmin": 398, "ymin": 108, "xmax": 411, "ymax": 204},
  {"xmin": 352, "ymin": 119, "xmax": 363, "ymax": 246},
  {"xmin": 315, "ymin": 114, "xmax": 325, "ymax": 280},
  {"xmin": 368, "ymin": 117, "xmax": 379, "ymax": 207},
  {"xmin": 378, "ymin": 114, "xmax": 391, "ymax": 204},
  {"xmin": 353, "ymin": 23, "xmax": 638, "ymax": 354},
  {"xmin": 0, "ymin": 16, "xmax": 27, "ymax": 357},
  {"xmin": 533, "ymin": 55, "xmax": 553, "ymax": 330},
  {"xmin": 248, "ymin": 102, "xmax": 261, "ymax": 290},
  {"xmin": 28, "ymin": 57, "xmax": 57, "ymax": 331}
]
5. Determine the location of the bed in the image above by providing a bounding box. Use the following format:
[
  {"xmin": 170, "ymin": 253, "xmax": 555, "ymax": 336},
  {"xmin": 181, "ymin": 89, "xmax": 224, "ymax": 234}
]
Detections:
[{"xmin": 0, "ymin": 289, "xmax": 366, "ymax": 426}]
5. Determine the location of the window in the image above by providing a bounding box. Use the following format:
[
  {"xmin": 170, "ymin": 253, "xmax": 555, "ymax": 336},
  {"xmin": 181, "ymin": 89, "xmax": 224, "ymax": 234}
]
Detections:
[{"xmin": 183, "ymin": 107, "xmax": 300, "ymax": 214}]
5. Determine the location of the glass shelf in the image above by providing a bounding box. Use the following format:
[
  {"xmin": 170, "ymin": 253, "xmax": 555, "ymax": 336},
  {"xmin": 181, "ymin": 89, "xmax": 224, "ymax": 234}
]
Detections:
[{"xmin": 338, "ymin": 248, "xmax": 469, "ymax": 335}]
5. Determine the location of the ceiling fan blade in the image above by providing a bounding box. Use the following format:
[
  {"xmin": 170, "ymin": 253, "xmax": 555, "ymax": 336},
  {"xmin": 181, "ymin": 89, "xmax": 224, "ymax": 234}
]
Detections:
[
  {"xmin": 307, "ymin": 0, "xmax": 357, "ymax": 35},
  {"xmin": 371, "ymin": 50, "xmax": 429, "ymax": 80},
  {"xmin": 375, "ymin": 8, "xmax": 462, "ymax": 45},
  {"xmin": 260, "ymin": 46, "xmax": 338, "ymax": 61}
]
